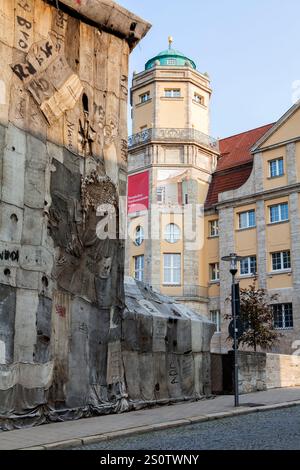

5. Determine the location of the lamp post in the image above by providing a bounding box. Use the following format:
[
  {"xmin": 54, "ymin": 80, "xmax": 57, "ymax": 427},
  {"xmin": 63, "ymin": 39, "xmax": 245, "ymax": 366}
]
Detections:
[{"xmin": 222, "ymin": 253, "xmax": 243, "ymax": 407}]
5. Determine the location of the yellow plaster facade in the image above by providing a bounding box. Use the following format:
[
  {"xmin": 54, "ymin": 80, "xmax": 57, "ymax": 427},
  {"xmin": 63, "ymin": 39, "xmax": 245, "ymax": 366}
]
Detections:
[{"xmin": 127, "ymin": 45, "xmax": 300, "ymax": 355}]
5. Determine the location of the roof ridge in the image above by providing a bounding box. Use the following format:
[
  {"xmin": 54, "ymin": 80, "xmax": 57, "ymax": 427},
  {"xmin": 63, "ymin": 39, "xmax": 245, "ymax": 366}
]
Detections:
[{"xmin": 219, "ymin": 123, "xmax": 274, "ymax": 142}]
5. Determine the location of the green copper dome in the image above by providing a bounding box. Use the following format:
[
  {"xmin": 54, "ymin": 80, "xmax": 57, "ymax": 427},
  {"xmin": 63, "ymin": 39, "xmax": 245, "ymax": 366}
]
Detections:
[{"xmin": 145, "ymin": 45, "xmax": 196, "ymax": 70}]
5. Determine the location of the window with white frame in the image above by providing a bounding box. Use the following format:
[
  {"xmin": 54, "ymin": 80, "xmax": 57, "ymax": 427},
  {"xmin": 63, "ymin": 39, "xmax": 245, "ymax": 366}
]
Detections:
[
  {"xmin": 157, "ymin": 187, "xmax": 165, "ymax": 204},
  {"xmin": 134, "ymin": 255, "xmax": 144, "ymax": 282},
  {"xmin": 271, "ymin": 251, "xmax": 291, "ymax": 271},
  {"xmin": 165, "ymin": 224, "xmax": 181, "ymax": 244},
  {"xmin": 167, "ymin": 59, "xmax": 177, "ymax": 65},
  {"xmin": 269, "ymin": 158, "xmax": 284, "ymax": 178},
  {"xmin": 273, "ymin": 304, "xmax": 293, "ymax": 330},
  {"xmin": 210, "ymin": 220, "xmax": 219, "ymax": 237},
  {"xmin": 269, "ymin": 202, "xmax": 289, "ymax": 223},
  {"xmin": 134, "ymin": 226, "xmax": 144, "ymax": 246},
  {"xmin": 210, "ymin": 263, "xmax": 220, "ymax": 282},
  {"xmin": 140, "ymin": 92, "xmax": 150, "ymax": 103},
  {"xmin": 194, "ymin": 93, "xmax": 204, "ymax": 105},
  {"xmin": 165, "ymin": 88, "xmax": 181, "ymax": 98},
  {"xmin": 163, "ymin": 254, "xmax": 181, "ymax": 285},
  {"xmin": 240, "ymin": 256, "xmax": 257, "ymax": 276},
  {"xmin": 239, "ymin": 210, "xmax": 256, "ymax": 229},
  {"xmin": 210, "ymin": 310, "xmax": 221, "ymax": 333}
]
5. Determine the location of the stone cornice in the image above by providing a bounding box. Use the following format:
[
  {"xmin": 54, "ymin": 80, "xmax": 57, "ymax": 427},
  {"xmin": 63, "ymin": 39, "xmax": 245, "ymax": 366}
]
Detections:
[
  {"xmin": 131, "ymin": 69, "xmax": 212, "ymax": 94},
  {"xmin": 45, "ymin": 0, "xmax": 151, "ymax": 49},
  {"xmin": 127, "ymin": 163, "xmax": 213, "ymax": 179},
  {"xmin": 252, "ymin": 136, "xmax": 300, "ymax": 154},
  {"xmin": 251, "ymin": 101, "xmax": 300, "ymax": 152},
  {"xmin": 214, "ymin": 182, "xmax": 300, "ymax": 210}
]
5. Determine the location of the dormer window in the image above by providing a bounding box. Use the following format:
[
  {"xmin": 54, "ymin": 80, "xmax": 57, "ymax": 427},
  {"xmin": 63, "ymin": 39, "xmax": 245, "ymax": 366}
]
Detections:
[{"xmin": 167, "ymin": 59, "xmax": 177, "ymax": 65}]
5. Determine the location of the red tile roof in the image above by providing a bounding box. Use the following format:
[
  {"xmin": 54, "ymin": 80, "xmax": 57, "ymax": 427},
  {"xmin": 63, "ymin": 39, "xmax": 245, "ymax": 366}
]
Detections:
[
  {"xmin": 205, "ymin": 123, "xmax": 274, "ymax": 208},
  {"xmin": 217, "ymin": 123, "xmax": 274, "ymax": 171}
]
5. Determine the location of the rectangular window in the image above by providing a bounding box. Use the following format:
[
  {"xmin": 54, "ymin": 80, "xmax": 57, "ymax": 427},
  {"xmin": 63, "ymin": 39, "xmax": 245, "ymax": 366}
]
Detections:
[
  {"xmin": 167, "ymin": 59, "xmax": 177, "ymax": 65},
  {"xmin": 210, "ymin": 220, "xmax": 219, "ymax": 237},
  {"xmin": 271, "ymin": 251, "xmax": 291, "ymax": 271},
  {"xmin": 157, "ymin": 187, "xmax": 165, "ymax": 204},
  {"xmin": 240, "ymin": 256, "xmax": 257, "ymax": 276},
  {"xmin": 140, "ymin": 92, "xmax": 150, "ymax": 103},
  {"xmin": 210, "ymin": 263, "xmax": 220, "ymax": 282},
  {"xmin": 165, "ymin": 88, "xmax": 181, "ymax": 98},
  {"xmin": 239, "ymin": 210, "xmax": 256, "ymax": 229},
  {"xmin": 134, "ymin": 255, "xmax": 144, "ymax": 282},
  {"xmin": 273, "ymin": 304, "xmax": 293, "ymax": 330},
  {"xmin": 164, "ymin": 254, "xmax": 181, "ymax": 285},
  {"xmin": 269, "ymin": 202, "xmax": 289, "ymax": 223},
  {"xmin": 210, "ymin": 310, "xmax": 221, "ymax": 333},
  {"xmin": 269, "ymin": 158, "xmax": 284, "ymax": 178}
]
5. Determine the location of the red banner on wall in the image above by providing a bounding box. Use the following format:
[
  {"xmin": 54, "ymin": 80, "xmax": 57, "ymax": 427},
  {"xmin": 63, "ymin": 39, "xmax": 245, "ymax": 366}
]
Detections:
[{"xmin": 128, "ymin": 171, "xmax": 149, "ymax": 214}]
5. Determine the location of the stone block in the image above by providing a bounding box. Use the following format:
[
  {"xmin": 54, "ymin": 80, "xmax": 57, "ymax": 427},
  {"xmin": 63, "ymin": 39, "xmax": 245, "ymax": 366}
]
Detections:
[
  {"xmin": 0, "ymin": 266, "xmax": 17, "ymax": 288},
  {"xmin": 14, "ymin": 289, "xmax": 39, "ymax": 362},
  {"xmin": 21, "ymin": 207, "xmax": 44, "ymax": 246},
  {"xmin": 0, "ymin": 203, "xmax": 23, "ymax": 243},
  {"xmin": 26, "ymin": 134, "xmax": 48, "ymax": 171},
  {"xmin": 24, "ymin": 167, "xmax": 45, "ymax": 209},
  {"xmin": 20, "ymin": 245, "xmax": 53, "ymax": 274},
  {"xmin": 1, "ymin": 149, "xmax": 25, "ymax": 208},
  {"xmin": 5, "ymin": 124, "xmax": 26, "ymax": 155},
  {"xmin": 0, "ymin": 284, "xmax": 16, "ymax": 364},
  {"xmin": 16, "ymin": 268, "xmax": 39, "ymax": 290}
]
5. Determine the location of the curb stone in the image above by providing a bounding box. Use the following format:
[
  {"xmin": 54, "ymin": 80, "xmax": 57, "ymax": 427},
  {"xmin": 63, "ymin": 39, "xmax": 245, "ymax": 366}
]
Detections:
[
  {"xmin": 21, "ymin": 400, "xmax": 300, "ymax": 451},
  {"xmin": 44, "ymin": 439, "xmax": 83, "ymax": 450}
]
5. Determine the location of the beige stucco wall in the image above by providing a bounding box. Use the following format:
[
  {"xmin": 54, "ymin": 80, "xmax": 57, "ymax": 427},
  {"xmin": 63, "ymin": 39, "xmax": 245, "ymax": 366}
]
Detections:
[
  {"xmin": 131, "ymin": 66, "xmax": 211, "ymax": 135},
  {"xmin": 266, "ymin": 353, "xmax": 300, "ymax": 389},
  {"xmin": 263, "ymin": 147, "xmax": 288, "ymax": 191},
  {"xmin": 261, "ymin": 107, "xmax": 300, "ymax": 148}
]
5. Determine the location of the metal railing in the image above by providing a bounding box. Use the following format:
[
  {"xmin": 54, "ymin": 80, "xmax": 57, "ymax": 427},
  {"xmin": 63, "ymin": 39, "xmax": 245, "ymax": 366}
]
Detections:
[{"xmin": 128, "ymin": 128, "xmax": 219, "ymax": 151}]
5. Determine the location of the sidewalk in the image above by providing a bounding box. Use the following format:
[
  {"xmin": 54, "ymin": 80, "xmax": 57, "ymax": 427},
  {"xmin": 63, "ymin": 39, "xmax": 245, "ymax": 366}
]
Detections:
[{"xmin": 1, "ymin": 387, "xmax": 300, "ymax": 450}]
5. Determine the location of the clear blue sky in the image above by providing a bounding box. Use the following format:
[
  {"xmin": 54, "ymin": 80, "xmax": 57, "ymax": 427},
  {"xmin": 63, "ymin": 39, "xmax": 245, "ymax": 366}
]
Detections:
[{"xmin": 120, "ymin": 0, "xmax": 300, "ymax": 138}]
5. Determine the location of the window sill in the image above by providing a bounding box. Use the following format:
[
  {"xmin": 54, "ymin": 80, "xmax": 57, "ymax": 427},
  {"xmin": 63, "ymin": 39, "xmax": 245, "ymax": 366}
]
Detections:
[
  {"xmin": 236, "ymin": 227, "xmax": 256, "ymax": 232},
  {"xmin": 208, "ymin": 235, "xmax": 219, "ymax": 239},
  {"xmin": 192, "ymin": 99, "xmax": 207, "ymax": 108},
  {"xmin": 267, "ymin": 270, "xmax": 292, "ymax": 277},
  {"xmin": 163, "ymin": 284, "xmax": 182, "ymax": 287},
  {"xmin": 136, "ymin": 99, "xmax": 152, "ymax": 108},
  {"xmin": 267, "ymin": 220, "xmax": 289, "ymax": 226},
  {"xmin": 274, "ymin": 327, "xmax": 294, "ymax": 331},
  {"xmin": 209, "ymin": 281, "xmax": 220, "ymax": 286},
  {"xmin": 238, "ymin": 274, "xmax": 256, "ymax": 280},
  {"xmin": 161, "ymin": 97, "xmax": 184, "ymax": 101},
  {"xmin": 267, "ymin": 175, "xmax": 285, "ymax": 180}
]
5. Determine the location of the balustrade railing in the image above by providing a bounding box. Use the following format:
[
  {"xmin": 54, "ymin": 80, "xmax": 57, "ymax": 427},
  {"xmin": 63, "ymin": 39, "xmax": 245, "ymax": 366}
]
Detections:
[{"xmin": 128, "ymin": 128, "xmax": 219, "ymax": 151}]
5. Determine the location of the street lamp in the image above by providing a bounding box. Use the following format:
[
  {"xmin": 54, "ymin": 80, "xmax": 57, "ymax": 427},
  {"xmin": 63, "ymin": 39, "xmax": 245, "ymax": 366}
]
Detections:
[{"xmin": 222, "ymin": 253, "xmax": 243, "ymax": 407}]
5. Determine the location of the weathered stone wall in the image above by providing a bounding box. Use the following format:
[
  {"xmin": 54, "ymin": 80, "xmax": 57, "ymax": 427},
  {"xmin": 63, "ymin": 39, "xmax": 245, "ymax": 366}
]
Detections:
[
  {"xmin": 266, "ymin": 353, "xmax": 300, "ymax": 389},
  {"xmin": 0, "ymin": 0, "xmax": 151, "ymax": 429},
  {"xmin": 212, "ymin": 351, "xmax": 300, "ymax": 395}
]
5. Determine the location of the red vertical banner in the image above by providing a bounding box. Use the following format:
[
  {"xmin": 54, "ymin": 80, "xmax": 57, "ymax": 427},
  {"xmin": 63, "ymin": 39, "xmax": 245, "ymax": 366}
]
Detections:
[{"xmin": 128, "ymin": 171, "xmax": 149, "ymax": 214}]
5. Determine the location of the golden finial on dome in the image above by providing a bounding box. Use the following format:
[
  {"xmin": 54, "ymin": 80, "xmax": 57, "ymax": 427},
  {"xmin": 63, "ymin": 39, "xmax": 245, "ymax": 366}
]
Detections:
[{"xmin": 168, "ymin": 36, "xmax": 173, "ymax": 49}]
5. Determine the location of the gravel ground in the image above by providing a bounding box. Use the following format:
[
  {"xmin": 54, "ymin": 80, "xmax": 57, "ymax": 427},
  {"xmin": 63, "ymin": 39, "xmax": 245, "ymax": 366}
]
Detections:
[{"xmin": 72, "ymin": 406, "xmax": 300, "ymax": 450}]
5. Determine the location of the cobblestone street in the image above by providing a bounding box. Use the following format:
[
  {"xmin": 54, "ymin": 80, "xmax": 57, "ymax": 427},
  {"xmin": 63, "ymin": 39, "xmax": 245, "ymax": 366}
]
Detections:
[{"xmin": 73, "ymin": 406, "xmax": 300, "ymax": 450}]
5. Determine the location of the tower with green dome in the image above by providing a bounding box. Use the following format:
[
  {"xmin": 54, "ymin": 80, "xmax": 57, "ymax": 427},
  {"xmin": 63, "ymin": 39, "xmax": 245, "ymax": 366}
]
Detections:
[
  {"xmin": 145, "ymin": 37, "xmax": 197, "ymax": 70},
  {"xmin": 130, "ymin": 37, "xmax": 213, "ymax": 135},
  {"xmin": 126, "ymin": 39, "xmax": 219, "ymax": 318}
]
